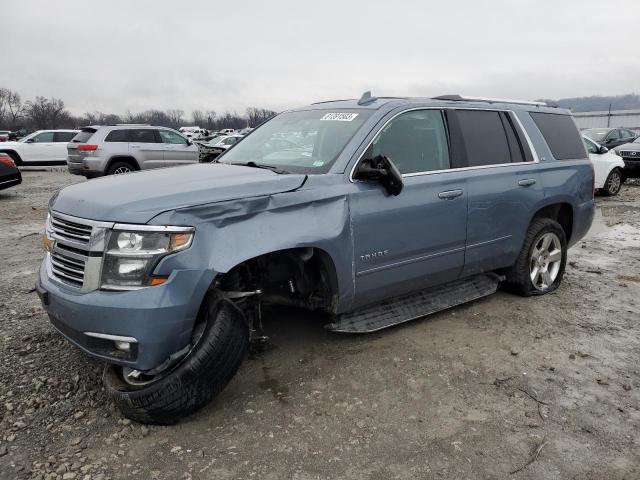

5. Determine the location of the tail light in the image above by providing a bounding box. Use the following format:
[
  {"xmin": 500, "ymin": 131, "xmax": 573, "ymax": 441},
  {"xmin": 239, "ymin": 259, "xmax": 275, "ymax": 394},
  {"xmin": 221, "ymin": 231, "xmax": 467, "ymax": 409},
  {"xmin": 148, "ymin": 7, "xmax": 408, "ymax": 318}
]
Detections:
[
  {"xmin": 0, "ymin": 154, "xmax": 16, "ymax": 168},
  {"xmin": 78, "ymin": 144, "xmax": 98, "ymax": 151}
]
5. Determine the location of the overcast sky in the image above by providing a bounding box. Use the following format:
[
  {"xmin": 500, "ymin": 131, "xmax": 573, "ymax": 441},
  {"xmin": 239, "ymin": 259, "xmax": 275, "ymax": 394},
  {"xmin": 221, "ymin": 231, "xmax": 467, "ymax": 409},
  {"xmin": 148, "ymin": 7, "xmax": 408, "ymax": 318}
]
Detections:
[{"xmin": 2, "ymin": 0, "xmax": 638, "ymax": 117}]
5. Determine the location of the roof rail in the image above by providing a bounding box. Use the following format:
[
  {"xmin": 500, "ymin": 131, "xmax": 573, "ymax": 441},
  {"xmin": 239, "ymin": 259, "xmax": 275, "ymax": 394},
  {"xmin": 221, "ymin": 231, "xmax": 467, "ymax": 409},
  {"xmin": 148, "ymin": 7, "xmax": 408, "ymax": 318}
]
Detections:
[
  {"xmin": 111, "ymin": 123, "xmax": 151, "ymax": 126},
  {"xmin": 432, "ymin": 94, "xmax": 548, "ymax": 107}
]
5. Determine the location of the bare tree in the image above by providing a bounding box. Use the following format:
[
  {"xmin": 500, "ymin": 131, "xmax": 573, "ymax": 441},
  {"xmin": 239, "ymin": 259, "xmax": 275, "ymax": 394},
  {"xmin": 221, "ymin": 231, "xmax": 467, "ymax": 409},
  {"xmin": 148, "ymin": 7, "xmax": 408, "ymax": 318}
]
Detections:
[
  {"xmin": 191, "ymin": 110, "xmax": 205, "ymax": 126},
  {"xmin": 25, "ymin": 96, "xmax": 69, "ymax": 129},
  {"xmin": 246, "ymin": 107, "xmax": 277, "ymax": 127},
  {"xmin": 165, "ymin": 109, "xmax": 184, "ymax": 129},
  {"xmin": 0, "ymin": 89, "xmax": 26, "ymax": 128}
]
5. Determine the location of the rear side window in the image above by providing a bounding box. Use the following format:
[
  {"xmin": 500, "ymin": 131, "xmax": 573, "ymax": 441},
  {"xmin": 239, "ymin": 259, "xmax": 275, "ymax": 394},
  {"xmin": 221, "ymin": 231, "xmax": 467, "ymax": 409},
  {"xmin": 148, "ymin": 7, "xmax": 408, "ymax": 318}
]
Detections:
[
  {"xmin": 54, "ymin": 132, "xmax": 76, "ymax": 142},
  {"xmin": 71, "ymin": 128, "xmax": 96, "ymax": 143},
  {"xmin": 129, "ymin": 129, "xmax": 158, "ymax": 143},
  {"xmin": 105, "ymin": 129, "xmax": 130, "ymax": 142},
  {"xmin": 530, "ymin": 112, "xmax": 585, "ymax": 160},
  {"xmin": 455, "ymin": 110, "xmax": 512, "ymax": 166},
  {"xmin": 364, "ymin": 109, "xmax": 450, "ymax": 174}
]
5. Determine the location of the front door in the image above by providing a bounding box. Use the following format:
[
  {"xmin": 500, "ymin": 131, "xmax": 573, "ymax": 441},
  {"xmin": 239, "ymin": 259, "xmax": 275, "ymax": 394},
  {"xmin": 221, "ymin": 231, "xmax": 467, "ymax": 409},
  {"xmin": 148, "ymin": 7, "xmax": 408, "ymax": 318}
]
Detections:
[
  {"xmin": 23, "ymin": 131, "xmax": 55, "ymax": 162},
  {"xmin": 158, "ymin": 129, "xmax": 198, "ymax": 166},
  {"xmin": 349, "ymin": 109, "xmax": 468, "ymax": 308}
]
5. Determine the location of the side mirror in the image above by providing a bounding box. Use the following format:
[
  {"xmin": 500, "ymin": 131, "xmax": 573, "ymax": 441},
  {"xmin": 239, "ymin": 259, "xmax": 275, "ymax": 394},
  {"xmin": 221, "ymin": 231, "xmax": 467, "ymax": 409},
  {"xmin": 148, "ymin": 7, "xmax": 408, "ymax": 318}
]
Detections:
[
  {"xmin": 355, "ymin": 154, "xmax": 403, "ymax": 196},
  {"xmin": 598, "ymin": 145, "xmax": 608, "ymax": 154},
  {"xmin": 26, "ymin": 138, "xmax": 34, "ymax": 143}
]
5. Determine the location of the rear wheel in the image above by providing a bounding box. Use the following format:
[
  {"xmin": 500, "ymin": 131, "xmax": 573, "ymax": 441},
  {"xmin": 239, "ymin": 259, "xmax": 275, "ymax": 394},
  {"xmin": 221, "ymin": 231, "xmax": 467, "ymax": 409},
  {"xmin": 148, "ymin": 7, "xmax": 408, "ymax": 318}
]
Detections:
[
  {"xmin": 602, "ymin": 168, "xmax": 622, "ymax": 196},
  {"xmin": 504, "ymin": 218, "xmax": 567, "ymax": 296},
  {"xmin": 103, "ymin": 292, "xmax": 249, "ymax": 424},
  {"xmin": 106, "ymin": 161, "xmax": 135, "ymax": 175}
]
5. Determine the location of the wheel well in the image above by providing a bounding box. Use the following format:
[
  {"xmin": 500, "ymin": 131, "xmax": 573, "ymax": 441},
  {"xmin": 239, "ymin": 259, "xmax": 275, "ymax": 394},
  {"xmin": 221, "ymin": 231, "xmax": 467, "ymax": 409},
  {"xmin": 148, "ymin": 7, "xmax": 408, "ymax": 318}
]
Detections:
[
  {"xmin": 107, "ymin": 156, "xmax": 139, "ymax": 172},
  {"xmin": 0, "ymin": 150, "xmax": 22, "ymax": 165},
  {"xmin": 532, "ymin": 203, "xmax": 573, "ymax": 242},
  {"xmin": 217, "ymin": 247, "xmax": 340, "ymax": 313}
]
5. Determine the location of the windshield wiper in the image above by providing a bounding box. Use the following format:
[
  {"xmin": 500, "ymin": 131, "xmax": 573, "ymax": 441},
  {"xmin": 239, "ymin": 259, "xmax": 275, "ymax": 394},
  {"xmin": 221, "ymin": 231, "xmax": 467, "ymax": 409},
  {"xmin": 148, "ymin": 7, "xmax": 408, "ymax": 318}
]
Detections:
[{"xmin": 237, "ymin": 161, "xmax": 290, "ymax": 174}]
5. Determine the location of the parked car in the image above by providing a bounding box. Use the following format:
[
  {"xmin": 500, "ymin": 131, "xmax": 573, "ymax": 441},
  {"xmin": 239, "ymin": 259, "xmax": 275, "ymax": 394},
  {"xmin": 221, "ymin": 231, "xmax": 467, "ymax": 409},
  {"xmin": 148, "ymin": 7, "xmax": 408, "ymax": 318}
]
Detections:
[
  {"xmin": 0, "ymin": 130, "xmax": 11, "ymax": 142},
  {"xmin": 583, "ymin": 127, "xmax": 637, "ymax": 150},
  {"xmin": 219, "ymin": 128, "xmax": 235, "ymax": 135},
  {"xmin": 0, "ymin": 130, "xmax": 79, "ymax": 165},
  {"xmin": 0, "ymin": 152, "xmax": 21, "ymax": 191},
  {"xmin": 67, "ymin": 125, "xmax": 199, "ymax": 177},
  {"xmin": 179, "ymin": 126, "xmax": 207, "ymax": 140},
  {"xmin": 37, "ymin": 93, "xmax": 594, "ymax": 424},
  {"xmin": 198, "ymin": 135, "xmax": 244, "ymax": 162},
  {"xmin": 582, "ymin": 135, "xmax": 625, "ymax": 195},
  {"xmin": 613, "ymin": 137, "xmax": 640, "ymax": 179}
]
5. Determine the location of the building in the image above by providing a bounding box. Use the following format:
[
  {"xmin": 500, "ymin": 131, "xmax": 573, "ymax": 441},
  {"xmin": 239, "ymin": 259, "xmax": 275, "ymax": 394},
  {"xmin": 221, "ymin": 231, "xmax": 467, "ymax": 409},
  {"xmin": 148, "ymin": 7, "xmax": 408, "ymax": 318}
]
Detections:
[{"xmin": 573, "ymin": 109, "xmax": 640, "ymax": 131}]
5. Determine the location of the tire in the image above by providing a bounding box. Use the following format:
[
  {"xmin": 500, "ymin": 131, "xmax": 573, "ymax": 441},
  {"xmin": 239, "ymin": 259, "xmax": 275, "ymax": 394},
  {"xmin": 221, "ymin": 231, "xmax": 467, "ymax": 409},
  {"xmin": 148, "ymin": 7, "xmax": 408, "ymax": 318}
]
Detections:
[
  {"xmin": 106, "ymin": 161, "xmax": 135, "ymax": 176},
  {"xmin": 602, "ymin": 168, "xmax": 622, "ymax": 196},
  {"xmin": 103, "ymin": 294, "xmax": 249, "ymax": 424},
  {"xmin": 504, "ymin": 218, "xmax": 567, "ymax": 297}
]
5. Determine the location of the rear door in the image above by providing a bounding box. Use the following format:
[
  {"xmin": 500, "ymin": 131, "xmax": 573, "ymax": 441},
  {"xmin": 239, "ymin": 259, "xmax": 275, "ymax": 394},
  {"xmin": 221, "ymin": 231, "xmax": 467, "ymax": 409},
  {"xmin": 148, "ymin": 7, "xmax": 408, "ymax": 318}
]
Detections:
[
  {"xmin": 129, "ymin": 129, "xmax": 165, "ymax": 169},
  {"xmin": 350, "ymin": 109, "xmax": 468, "ymax": 306},
  {"xmin": 449, "ymin": 109, "xmax": 544, "ymax": 276},
  {"xmin": 158, "ymin": 129, "xmax": 198, "ymax": 166},
  {"xmin": 52, "ymin": 131, "xmax": 77, "ymax": 162}
]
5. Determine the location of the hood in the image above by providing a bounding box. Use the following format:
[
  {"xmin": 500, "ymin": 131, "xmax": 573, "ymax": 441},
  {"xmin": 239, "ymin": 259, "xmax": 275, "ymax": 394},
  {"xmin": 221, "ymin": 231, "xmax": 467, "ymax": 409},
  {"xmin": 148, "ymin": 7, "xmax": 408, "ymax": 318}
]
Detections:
[
  {"xmin": 51, "ymin": 163, "xmax": 307, "ymax": 224},
  {"xmin": 0, "ymin": 141, "xmax": 21, "ymax": 147},
  {"xmin": 616, "ymin": 142, "xmax": 640, "ymax": 152}
]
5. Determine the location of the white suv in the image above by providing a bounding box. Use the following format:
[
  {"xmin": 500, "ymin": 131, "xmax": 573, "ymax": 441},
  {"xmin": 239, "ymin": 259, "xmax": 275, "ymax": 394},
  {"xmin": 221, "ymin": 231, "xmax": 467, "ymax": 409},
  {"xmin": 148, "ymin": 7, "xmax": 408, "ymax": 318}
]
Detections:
[
  {"xmin": 0, "ymin": 130, "xmax": 79, "ymax": 165},
  {"xmin": 67, "ymin": 125, "xmax": 199, "ymax": 177}
]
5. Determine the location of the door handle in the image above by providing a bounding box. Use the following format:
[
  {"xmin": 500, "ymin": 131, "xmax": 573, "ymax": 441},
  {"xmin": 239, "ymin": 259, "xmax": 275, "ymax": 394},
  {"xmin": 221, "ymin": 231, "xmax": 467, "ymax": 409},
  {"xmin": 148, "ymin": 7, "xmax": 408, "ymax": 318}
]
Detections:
[
  {"xmin": 130, "ymin": 145, "xmax": 140, "ymax": 148},
  {"xmin": 438, "ymin": 189, "xmax": 463, "ymax": 199},
  {"xmin": 518, "ymin": 179, "xmax": 536, "ymax": 187}
]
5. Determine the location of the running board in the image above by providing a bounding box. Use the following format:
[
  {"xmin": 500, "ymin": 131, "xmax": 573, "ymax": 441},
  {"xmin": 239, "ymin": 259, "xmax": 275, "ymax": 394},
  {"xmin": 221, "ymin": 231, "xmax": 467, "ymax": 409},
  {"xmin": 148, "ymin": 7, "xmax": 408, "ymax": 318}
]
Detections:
[{"xmin": 326, "ymin": 274, "xmax": 501, "ymax": 333}]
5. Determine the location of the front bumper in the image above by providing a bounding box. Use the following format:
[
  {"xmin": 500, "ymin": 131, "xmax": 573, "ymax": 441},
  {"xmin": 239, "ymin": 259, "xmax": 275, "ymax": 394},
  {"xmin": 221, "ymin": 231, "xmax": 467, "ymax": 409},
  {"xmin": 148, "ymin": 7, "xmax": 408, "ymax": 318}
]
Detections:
[
  {"xmin": 622, "ymin": 158, "xmax": 640, "ymax": 178},
  {"xmin": 37, "ymin": 260, "xmax": 214, "ymax": 371}
]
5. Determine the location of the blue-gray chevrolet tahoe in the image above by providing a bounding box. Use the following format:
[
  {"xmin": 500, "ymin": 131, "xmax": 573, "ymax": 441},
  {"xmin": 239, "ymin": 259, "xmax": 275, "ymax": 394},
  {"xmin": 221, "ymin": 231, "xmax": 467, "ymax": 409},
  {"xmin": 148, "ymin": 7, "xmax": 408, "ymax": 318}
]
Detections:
[{"xmin": 36, "ymin": 93, "xmax": 595, "ymax": 424}]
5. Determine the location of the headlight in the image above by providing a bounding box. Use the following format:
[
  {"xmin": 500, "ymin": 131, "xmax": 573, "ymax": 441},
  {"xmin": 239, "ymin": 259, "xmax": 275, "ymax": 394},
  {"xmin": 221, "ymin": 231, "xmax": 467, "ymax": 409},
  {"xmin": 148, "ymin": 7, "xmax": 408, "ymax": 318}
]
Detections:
[
  {"xmin": 614, "ymin": 150, "xmax": 621, "ymax": 156},
  {"xmin": 101, "ymin": 226, "xmax": 194, "ymax": 290}
]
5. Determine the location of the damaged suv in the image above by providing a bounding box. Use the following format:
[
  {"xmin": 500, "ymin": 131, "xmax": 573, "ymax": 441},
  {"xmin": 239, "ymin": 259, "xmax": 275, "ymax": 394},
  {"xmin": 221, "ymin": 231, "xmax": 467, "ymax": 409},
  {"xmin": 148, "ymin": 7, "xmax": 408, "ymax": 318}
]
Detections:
[{"xmin": 36, "ymin": 93, "xmax": 594, "ymax": 424}]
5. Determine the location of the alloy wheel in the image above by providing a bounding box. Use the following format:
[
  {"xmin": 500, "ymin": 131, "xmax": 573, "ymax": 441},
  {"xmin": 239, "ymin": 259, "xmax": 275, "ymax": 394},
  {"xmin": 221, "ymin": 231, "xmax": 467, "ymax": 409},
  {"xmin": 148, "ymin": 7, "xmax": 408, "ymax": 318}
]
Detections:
[{"xmin": 529, "ymin": 232, "xmax": 562, "ymax": 291}]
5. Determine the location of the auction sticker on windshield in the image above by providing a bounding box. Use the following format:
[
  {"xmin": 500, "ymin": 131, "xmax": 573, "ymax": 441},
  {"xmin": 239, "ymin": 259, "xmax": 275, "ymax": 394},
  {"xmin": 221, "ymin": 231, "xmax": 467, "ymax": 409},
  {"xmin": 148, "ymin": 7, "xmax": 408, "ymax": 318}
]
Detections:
[{"xmin": 320, "ymin": 112, "xmax": 359, "ymax": 121}]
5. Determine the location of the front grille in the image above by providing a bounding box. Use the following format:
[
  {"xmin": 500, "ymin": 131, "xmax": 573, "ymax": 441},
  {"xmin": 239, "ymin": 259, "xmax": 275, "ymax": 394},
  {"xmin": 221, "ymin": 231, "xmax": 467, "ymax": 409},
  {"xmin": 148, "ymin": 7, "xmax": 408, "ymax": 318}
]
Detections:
[
  {"xmin": 50, "ymin": 249, "xmax": 86, "ymax": 287},
  {"xmin": 50, "ymin": 213, "xmax": 93, "ymax": 244},
  {"xmin": 619, "ymin": 151, "xmax": 639, "ymax": 158}
]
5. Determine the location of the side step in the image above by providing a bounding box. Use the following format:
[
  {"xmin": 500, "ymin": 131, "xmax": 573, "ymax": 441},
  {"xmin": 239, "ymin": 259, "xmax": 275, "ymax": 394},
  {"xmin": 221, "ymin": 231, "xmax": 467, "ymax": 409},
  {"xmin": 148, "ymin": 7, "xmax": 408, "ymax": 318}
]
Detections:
[{"xmin": 326, "ymin": 274, "xmax": 501, "ymax": 333}]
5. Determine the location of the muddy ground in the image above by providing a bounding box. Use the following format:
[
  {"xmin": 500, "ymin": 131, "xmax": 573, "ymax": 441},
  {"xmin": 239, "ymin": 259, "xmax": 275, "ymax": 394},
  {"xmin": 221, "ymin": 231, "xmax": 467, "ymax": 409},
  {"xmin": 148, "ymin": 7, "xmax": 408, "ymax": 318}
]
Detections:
[{"xmin": 0, "ymin": 169, "xmax": 639, "ymax": 480}]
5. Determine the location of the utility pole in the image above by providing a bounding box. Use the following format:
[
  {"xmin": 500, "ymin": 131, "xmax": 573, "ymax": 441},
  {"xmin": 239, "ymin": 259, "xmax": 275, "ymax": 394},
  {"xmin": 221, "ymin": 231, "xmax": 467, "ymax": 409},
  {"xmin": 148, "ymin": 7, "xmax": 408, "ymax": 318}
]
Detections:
[{"xmin": 607, "ymin": 103, "xmax": 612, "ymax": 127}]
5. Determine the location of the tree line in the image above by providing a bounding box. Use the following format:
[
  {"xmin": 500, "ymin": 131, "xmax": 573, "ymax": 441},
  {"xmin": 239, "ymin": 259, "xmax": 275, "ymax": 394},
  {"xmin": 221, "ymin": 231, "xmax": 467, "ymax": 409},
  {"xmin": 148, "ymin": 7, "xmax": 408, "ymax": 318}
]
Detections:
[{"xmin": 0, "ymin": 87, "xmax": 278, "ymax": 132}]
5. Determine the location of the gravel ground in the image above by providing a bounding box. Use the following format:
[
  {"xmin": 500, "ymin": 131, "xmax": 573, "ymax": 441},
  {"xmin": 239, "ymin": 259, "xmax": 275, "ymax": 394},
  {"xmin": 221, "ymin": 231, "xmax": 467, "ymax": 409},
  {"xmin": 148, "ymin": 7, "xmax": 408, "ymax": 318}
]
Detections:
[{"xmin": 1, "ymin": 169, "xmax": 639, "ymax": 480}]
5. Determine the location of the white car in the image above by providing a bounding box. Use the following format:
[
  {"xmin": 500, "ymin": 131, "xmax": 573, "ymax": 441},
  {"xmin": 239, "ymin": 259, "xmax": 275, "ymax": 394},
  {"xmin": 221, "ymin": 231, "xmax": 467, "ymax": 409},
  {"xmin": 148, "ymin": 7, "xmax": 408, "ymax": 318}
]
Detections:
[
  {"xmin": 179, "ymin": 126, "xmax": 207, "ymax": 140},
  {"xmin": 0, "ymin": 130, "xmax": 79, "ymax": 165},
  {"xmin": 208, "ymin": 134, "xmax": 243, "ymax": 149},
  {"xmin": 582, "ymin": 135, "xmax": 625, "ymax": 195}
]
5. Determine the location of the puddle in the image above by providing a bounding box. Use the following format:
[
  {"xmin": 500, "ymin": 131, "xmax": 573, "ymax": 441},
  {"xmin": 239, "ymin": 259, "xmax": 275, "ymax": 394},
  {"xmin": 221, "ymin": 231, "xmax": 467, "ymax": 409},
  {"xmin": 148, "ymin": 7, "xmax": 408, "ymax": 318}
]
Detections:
[{"xmin": 583, "ymin": 207, "xmax": 640, "ymax": 249}]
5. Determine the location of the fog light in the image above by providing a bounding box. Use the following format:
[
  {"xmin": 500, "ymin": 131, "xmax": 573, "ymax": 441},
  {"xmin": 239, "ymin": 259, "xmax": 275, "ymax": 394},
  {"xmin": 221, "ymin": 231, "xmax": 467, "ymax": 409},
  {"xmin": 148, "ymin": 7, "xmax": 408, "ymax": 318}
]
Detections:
[{"xmin": 114, "ymin": 341, "xmax": 131, "ymax": 352}]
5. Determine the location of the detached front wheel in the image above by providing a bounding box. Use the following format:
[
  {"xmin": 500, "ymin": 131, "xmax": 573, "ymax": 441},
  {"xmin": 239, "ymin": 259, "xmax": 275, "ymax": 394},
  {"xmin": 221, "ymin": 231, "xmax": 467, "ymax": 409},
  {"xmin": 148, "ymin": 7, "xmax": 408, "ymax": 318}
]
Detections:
[{"xmin": 103, "ymin": 292, "xmax": 249, "ymax": 424}]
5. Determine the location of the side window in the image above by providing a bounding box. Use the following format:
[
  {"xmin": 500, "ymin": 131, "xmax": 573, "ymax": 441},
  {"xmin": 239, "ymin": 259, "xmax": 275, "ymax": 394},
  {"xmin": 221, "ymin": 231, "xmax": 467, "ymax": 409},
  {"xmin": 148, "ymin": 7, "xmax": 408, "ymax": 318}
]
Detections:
[
  {"xmin": 54, "ymin": 132, "xmax": 76, "ymax": 142},
  {"xmin": 583, "ymin": 137, "xmax": 598, "ymax": 154},
  {"xmin": 607, "ymin": 129, "xmax": 621, "ymax": 140},
  {"xmin": 32, "ymin": 132, "xmax": 55, "ymax": 143},
  {"xmin": 158, "ymin": 130, "xmax": 187, "ymax": 145},
  {"xmin": 530, "ymin": 112, "xmax": 586, "ymax": 160},
  {"xmin": 455, "ymin": 110, "xmax": 512, "ymax": 166},
  {"xmin": 129, "ymin": 129, "xmax": 158, "ymax": 143},
  {"xmin": 364, "ymin": 109, "xmax": 450, "ymax": 174},
  {"xmin": 105, "ymin": 129, "xmax": 130, "ymax": 142},
  {"xmin": 623, "ymin": 129, "xmax": 636, "ymax": 139}
]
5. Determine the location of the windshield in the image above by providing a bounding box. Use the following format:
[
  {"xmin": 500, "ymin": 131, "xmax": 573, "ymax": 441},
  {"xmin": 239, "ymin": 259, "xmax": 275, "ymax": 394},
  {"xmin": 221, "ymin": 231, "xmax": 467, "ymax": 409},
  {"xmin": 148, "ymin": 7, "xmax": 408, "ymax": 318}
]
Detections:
[
  {"xmin": 583, "ymin": 129, "xmax": 608, "ymax": 142},
  {"xmin": 220, "ymin": 109, "xmax": 372, "ymax": 174}
]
